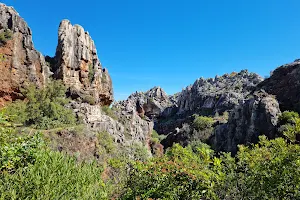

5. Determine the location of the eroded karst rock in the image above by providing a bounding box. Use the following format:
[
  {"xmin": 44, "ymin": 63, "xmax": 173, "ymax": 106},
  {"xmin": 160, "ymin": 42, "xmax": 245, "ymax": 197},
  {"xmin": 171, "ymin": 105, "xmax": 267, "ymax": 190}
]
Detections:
[
  {"xmin": 69, "ymin": 101, "xmax": 153, "ymax": 146},
  {"xmin": 257, "ymin": 59, "xmax": 300, "ymax": 113},
  {"xmin": 115, "ymin": 86, "xmax": 174, "ymax": 119},
  {"xmin": 54, "ymin": 20, "xmax": 113, "ymax": 106},
  {"xmin": 155, "ymin": 70, "xmax": 263, "ymax": 135},
  {"xmin": 0, "ymin": 3, "xmax": 51, "ymax": 106},
  {"xmin": 210, "ymin": 90, "xmax": 281, "ymax": 153}
]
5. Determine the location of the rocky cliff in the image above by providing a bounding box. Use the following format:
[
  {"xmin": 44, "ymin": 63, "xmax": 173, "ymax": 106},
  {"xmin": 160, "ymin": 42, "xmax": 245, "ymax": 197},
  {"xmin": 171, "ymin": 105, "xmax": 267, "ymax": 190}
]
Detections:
[
  {"xmin": 257, "ymin": 59, "xmax": 300, "ymax": 113},
  {"xmin": 54, "ymin": 20, "xmax": 113, "ymax": 106},
  {"xmin": 0, "ymin": 3, "xmax": 51, "ymax": 106},
  {"xmin": 210, "ymin": 90, "xmax": 281, "ymax": 153},
  {"xmin": 70, "ymin": 101, "xmax": 153, "ymax": 147},
  {"xmin": 114, "ymin": 87, "xmax": 174, "ymax": 119},
  {"xmin": 155, "ymin": 70, "xmax": 263, "ymax": 135}
]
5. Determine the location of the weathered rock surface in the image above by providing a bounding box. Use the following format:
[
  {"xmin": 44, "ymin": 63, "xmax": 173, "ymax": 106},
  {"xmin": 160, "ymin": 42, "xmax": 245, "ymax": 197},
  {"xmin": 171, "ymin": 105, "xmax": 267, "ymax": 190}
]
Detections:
[
  {"xmin": 176, "ymin": 70, "xmax": 263, "ymax": 115},
  {"xmin": 257, "ymin": 59, "xmax": 300, "ymax": 113},
  {"xmin": 54, "ymin": 20, "xmax": 113, "ymax": 106},
  {"xmin": 70, "ymin": 101, "xmax": 153, "ymax": 146},
  {"xmin": 0, "ymin": 3, "xmax": 51, "ymax": 106},
  {"xmin": 115, "ymin": 87, "xmax": 174, "ymax": 119},
  {"xmin": 156, "ymin": 70, "xmax": 263, "ymax": 134},
  {"xmin": 210, "ymin": 90, "xmax": 281, "ymax": 153}
]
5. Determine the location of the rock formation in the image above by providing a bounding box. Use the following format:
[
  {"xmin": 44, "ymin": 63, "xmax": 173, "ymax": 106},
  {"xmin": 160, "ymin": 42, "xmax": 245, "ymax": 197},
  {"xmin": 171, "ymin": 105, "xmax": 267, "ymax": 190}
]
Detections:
[
  {"xmin": 257, "ymin": 59, "xmax": 300, "ymax": 113},
  {"xmin": 155, "ymin": 70, "xmax": 263, "ymax": 134},
  {"xmin": 54, "ymin": 20, "xmax": 113, "ymax": 106},
  {"xmin": 210, "ymin": 90, "xmax": 281, "ymax": 153},
  {"xmin": 69, "ymin": 101, "xmax": 153, "ymax": 146},
  {"xmin": 0, "ymin": 3, "xmax": 51, "ymax": 106},
  {"xmin": 115, "ymin": 87, "xmax": 174, "ymax": 119}
]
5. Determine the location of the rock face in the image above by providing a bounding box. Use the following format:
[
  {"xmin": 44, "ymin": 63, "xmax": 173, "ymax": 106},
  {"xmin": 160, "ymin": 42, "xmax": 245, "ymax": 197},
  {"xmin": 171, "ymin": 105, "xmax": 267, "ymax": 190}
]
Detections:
[
  {"xmin": 176, "ymin": 70, "xmax": 263, "ymax": 115},
  {"xmin": 257, "ymin": 59, "xmax": 300, "ymax": 113},
  {"xmin": 70, "ymin": 101, "xmax": 153, "ymax": 146},
  {"xmin": 156, "ymin": 70, "xmax": 263, "ymax": 134},
  {"xmin": 115, "ymin": 87, "xmax": 174, "ymax": 119},
  {"xmin": 0, "ymin": 3, "xmax": 51, "ymax": 106},
  {"xmin": 210, "ymin": 90, "xmax": 281, "ymax": 153},
  {"xmin": 54, "ymin": 20, "xmax": 113, "ymax": 106}
]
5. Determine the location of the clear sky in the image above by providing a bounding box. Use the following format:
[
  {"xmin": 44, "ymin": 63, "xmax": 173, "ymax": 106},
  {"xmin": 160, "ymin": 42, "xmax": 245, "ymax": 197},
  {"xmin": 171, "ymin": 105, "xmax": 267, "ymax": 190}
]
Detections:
[{"xmin": 3, "ymin": 0, "xmax": 300, "ymax": 100}]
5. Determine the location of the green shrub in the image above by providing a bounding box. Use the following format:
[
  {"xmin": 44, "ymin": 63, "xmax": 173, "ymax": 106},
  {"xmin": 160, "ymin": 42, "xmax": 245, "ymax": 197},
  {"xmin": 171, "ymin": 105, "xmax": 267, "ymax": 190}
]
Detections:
[
  {"xmin": 88, "ymin": 63, "xmax": 95, "ymax": 83},
  {"xmin": 2, "ymin": 100, "xmax": 27, "ymax": 125},
  {"xmin": 278, "ymin": 111, "xmax": 300, "ymax": 142},
  {"xmin": 82, "ymin": 94, "xmax": 96, "ymax": 105},
  {"xmin": 102, "ymin": 106, "xmax": 117, "ymax": 120},
  {"xmin": 192, "ymin": 115, "xmax": 214, "ymax": 131},
  {"xmin": 0, "ymin": 28, "xmax": 13, "ymax": 46},
  {"xmin": 0, "ymin": 150, "xmax": 108, "ymax": 199},
  {"xmin": 0, "ymin": 113, "xmax": 44, "ymax": 172},
  {"xmin": 3, "ymin": 80, "xmax": 77, "ymax": 129},
  {"xmin": 219, "ymin": 136, "xmax": 300, "ymax": 199},
  {"xmin": 122, "ymin": 143, "xmax": 223, "ymax": 199},
  {"xmin": 151, "ymin": 130, "xmax": 166, "ymax": 143}
]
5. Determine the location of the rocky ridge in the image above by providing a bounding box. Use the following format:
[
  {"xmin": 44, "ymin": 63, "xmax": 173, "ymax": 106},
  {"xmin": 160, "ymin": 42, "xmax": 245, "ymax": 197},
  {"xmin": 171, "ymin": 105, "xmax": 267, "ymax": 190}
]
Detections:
[{"xmin": 155, "ymin": 70, "xmax": 264, "ymax": 135}]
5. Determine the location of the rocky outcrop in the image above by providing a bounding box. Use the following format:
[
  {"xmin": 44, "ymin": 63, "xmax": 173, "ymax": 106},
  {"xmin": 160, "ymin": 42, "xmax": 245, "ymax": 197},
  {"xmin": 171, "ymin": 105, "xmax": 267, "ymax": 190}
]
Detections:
[
  {"xmin": 0, "ymin": 3, "xmax": 51, "ymax": 106},
  {"xmin": 54, "ymin": 20, "xmax": 113, "ymax": 106},
  {"xmin": 115, "ymin": 87, "xmax": 174, "ymax": 119},
  {"xmin": 210, "ymin": 90, "xmax": 281, "ymax": 153},
  {"xmin": 156, "ymin": 70, "xmax": 263, "ymax": 134},
  {"xmin": 70, "ymin": 101, "xmax": 153, "ymax": 146},
  {"xmin": 257, "ymin": 59, "xmax": 300, "ymax": 113},
  {"xmin": 176, "ymin": 70, "xmax": 263, "ymax": 115}
]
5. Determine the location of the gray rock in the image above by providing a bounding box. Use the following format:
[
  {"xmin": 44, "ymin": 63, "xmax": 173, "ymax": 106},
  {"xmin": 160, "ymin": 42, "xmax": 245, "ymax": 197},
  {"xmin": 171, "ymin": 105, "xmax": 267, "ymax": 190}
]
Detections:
[
  {"xmin": 54, "ymin": 20, "xmax": 113, "ymax": 106},
  {"xmin": 210, "ymin": 90, "xmax": 281, "ymax": 154},
  {"xmin": 70, "ymin": 101, "xmax": 153, "ymax": 146}
]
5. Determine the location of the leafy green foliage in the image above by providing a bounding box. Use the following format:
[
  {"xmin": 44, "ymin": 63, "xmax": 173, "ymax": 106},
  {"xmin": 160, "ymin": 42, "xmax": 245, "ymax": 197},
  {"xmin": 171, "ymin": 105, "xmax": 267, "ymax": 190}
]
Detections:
[
  {"xmin": 3, "ymin": 80, "xmax": 77, "ymax": 129},
  {"xmin": 0, "ymin": 150, "xmax": 108, "ymax": 199},
  {"xmin": 122, "ymin": 135, "xmax": 300, "ymax": 200},
  {"xmin": 0, "ymin": 113, "xmax": 44, "ymax": 172},
  {"xmin": 220, "ymin": 136, "xmax": 300, "ymax": 199},
  {"xmin": 122, "ymin": 143, "xmax": 223, "ymax": 199},
  {"xmin": 0, "ymin": 28, "xmax": 13, "ymax": 46},
  {"xmin": 151, "ymin": 129, "xmax": 166, "ymax": 143},
  {"xmin": 82, "ymin": 94, "xmax": 97, "ymax": 105},
  {"xmin": 88, "ymin": 63, "xmax": 95, "ymax": 83},
  {"xmin": 102, "ymin": 106, "xmax": 117, "ymax": 120},
  {"xmin": 193, "ymin": 115, "xmax": 214, "ymax": 131},
  {"xmin": 278, "ymin": 111, "xmax": 300, "ymax": 142}
]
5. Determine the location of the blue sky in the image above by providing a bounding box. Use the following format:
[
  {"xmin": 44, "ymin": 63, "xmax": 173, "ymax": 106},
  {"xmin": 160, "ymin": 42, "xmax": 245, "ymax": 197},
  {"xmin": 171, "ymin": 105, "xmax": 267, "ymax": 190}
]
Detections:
[{"xmin": 3, "ymin": 0, "xmax": 300, "ymax": 100}]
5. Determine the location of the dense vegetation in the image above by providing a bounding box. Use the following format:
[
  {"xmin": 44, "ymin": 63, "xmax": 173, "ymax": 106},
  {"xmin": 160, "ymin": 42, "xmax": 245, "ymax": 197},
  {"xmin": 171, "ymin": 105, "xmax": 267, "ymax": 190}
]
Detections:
[
  {"xmin": 2, "ymin": 80, "xmax": 76, "ymax": 129},
  {"xmin": 0, "ymin": 82, "xmax": 300, "ymax": 199}
]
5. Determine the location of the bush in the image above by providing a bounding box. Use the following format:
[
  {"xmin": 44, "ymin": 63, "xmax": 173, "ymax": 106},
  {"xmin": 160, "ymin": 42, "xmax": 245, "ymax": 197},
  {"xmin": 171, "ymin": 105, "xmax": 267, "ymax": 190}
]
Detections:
[
  {"xmin": 0, "ymin": 150, "xmax": 108, "ymax": 199},
  {"xmin": 122, "ymin": 143, "xmax": 223, "ymax": 199},
  {"xmin": 278, "ymin": 111, "xmax": 300, "ymax": 142},
  {"xmin": 3, "ymin": 80, "xmax": 77, "ymax": 129},
  {"xmin": 82, "ymin": 94, "xmax": 96, "ymax": 105},
  {"xmin": 0, "ymin": 113, "xmax": 44, "ymax": 172},
  {"xmin": 0, "ymin": 28, "xmax": 13, "ymax": 46},
  {"xmin": 102, "ymin": 106, "xmax": 117, "ymax": 120},
  {"xmin": 192, "ymin": 115, "xmax": 214, "ymax": 131},
  {"xmin": 88, "ymin": 63, "xmax": 95, "ymax": 83},
  {"xmin": 220, "ymin": 136, "xmax": 300, "ymax": 199}
]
